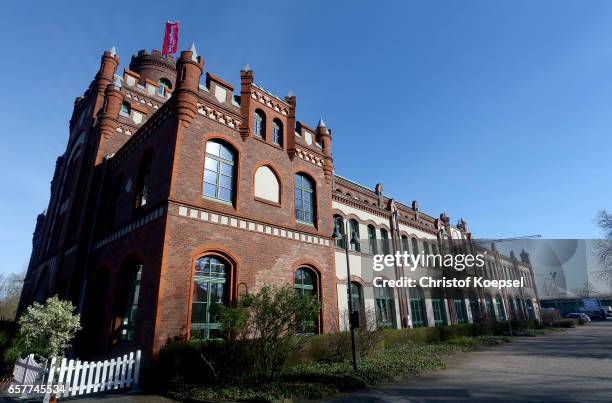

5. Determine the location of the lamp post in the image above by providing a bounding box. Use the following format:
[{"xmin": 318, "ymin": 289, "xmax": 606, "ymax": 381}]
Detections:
[{"xmin": 333, "ymin": 220, "xmax": 360, "ymax": 371}]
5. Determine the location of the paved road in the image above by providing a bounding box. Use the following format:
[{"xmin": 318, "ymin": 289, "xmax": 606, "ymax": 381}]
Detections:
[{"xmin": 331, "ymin": 321, "xmax": 612, "ymax": 402}]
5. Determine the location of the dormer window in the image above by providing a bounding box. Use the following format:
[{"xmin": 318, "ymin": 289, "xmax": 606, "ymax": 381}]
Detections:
[
  {"xmin": 254, "ymin": 109, "xmax": 265, "ymax": 138},
  {"xmin": 158, "ymin": 78, "xmax": 172, "ymax": 97},
  {"xmin": 120, "ymin": 102, "xmax": 131, "ymax": 117}
]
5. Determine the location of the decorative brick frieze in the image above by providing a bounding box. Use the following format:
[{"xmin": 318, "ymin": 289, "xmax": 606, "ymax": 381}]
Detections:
[
  {"xmin": 93, "ymin": 206, "xmax": 165, "ymax": 250},
  {"xmin": 251, "ymin": 85, "xmax": 289, "ymax": 116},
  {"xmin": 173, "ymin": 202, "xmax": 331, "ymax": 247}
]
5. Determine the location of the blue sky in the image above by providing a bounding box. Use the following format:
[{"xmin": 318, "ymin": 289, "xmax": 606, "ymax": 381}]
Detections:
[{"xmin": 1, "ymin": 0, "xmax": 612, "ymax": 276}]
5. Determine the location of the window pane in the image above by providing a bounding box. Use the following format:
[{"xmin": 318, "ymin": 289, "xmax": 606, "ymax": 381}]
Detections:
[
  {"xmin": 303, "ymin": 200, "xmax": 312, "ymax": 213},
  {"xmin": 204, "ymin": 169, "xmax": 217, "ymax": 184},
  {"xmin": 206, "ymin": 141, "xmax": 221, "ymax": 156},
  {"xmin": 220, "ymin": 162, "xmax": 233, "ymax": 176},
  {"xmin": 296, "ymin": 209, "xmax": 303, "ymax": 221},
  {"xmin": 302, "ymin": 177, "xmax": 313, "ymax": 191},
  {"xmin": 220, "ymin": 145, "xmax": 233, "ymax": 161},
  {"xmin": 295, "ymin": 174, "xmax": 302, "ymax": 187},
  {"xmin": 219, "ymin": 174, "xmax": 232, "ymax": 189},
  {"xmin": 219, "ymin": 188, "xmax": 232, "ymax": 201},
  {"xmin": 204, "ymin": 184, "xmax": 217, "ymax": 197},
  {"xmin": 205, "ymin": 158, "xmax": 218, "ymax": 171}
]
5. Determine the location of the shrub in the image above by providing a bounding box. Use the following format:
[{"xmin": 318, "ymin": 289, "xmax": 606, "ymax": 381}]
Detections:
[
  {"xmin": 220, "ymin": 285, "xmax": 321, "ymax": 379},
  {"xmin": 157, "ymin": 285, "xmax": 322, "ymax": 386},
  {"xmin": 553, "ymin": 319, "xmax": 577, "ymax": 328},
  {"xmin": 5, "ymin": 296, "xmax": 81, "ymax": 361}
]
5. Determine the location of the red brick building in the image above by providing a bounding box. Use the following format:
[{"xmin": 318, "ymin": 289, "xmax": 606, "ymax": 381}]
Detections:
[
  {"xmin": 19, "ymin": 44, "xmax": 541, "ymax": 361},
  {"xmin": 19, "ymin": 45, "xmax": 338, "ymax": 359}
]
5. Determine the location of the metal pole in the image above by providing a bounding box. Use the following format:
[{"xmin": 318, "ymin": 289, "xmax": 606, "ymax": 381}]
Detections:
[{"xmin": 343, "ymin": 221, "xmax": 358, "ymax": 371}]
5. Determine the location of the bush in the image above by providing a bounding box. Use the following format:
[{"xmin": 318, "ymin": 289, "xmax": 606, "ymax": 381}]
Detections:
[
  {"xmin": 553, "ymin": 319, "xmax": 577, "ymax": 328},
  {"xmin": 220, "ymin": 285, "xmax": 321, "ymax": 379},
  {"xmin": 156, "ymin": 285, "xmax": 321, "ymax": 387},
  {"xmin": 5, "ymin": 296, "xmax": 81, "ymax": 361}
]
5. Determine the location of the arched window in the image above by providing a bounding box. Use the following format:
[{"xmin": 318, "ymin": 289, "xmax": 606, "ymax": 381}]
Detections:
[
  {"xmin": 486, "ymin": 294, "xmax": 496, "ymax": 321},
  {"xmin": 401, "ymin": 235, "xmax": 409, "ymax": 254},
  {"xmin": 134, "ymin": 150, "xmax": 152, "ymax": 210},
  {"xmin": 272, "ymin": 119, "xmax": 282, "ymax": 146},
  {"xmin": 191, "ymin": 256, "xmax": 229, "ymax": 340},
  {"xmin": 374, "ymin": 286, "xmax": 395, "ymax": 328},
  {"xmin": 350, "ymin": 281, "xmax": 365, "ymax": 326},
  {"xmin": 495, "ymin": 295, "xmax": 506, "ymax": 320},
  {"xmin": 295, "ymin": 174, "xmax": 315, "ymax": 224},
  {"xmin": 431, "ymin": 289, "xmax": 447, "ymax": 327},
  {"xmin": 508, "ymin": 297, "xmax": 516, "ymax": 320},
  {"xmin": 158, "ymin": 78, "xmax": 172, "ymax": 96},
  {"xmin": 526, "ymin": 299, "xmax": 536, "ymax": 320},
  {"xmin": 515, "ymin": 297, "xmax": 523, "ymax": 319},
  {"xmin": 203, "ymin": 140, "xmax": 236, "ymax": 203},
  {"xmin": 469, "ymin": 292, "xmax": 481, "ymax": 323},
  {"xmin": 380, "ymin": 229, "xmax": 390, "ymax": 255},
  {"xmin": 411, "ymin": 238, "xmax": 419, "ymax": 256},
  {"xmin": 368, "ymin": 225, "xmax": 377, "ymax": 255},
  {"xmin": 334, "ymin": 215, "xmax": 345, "ymax": 249},
  {"xmin": 253, "ymin": 109, "xmax": 265, "ymax": 138},
  {"xmin": 294, "ymin": 267, "xmax": 319, "ymax": 333},
  {"xmin": 118, "ymin": 261, "xmax": 142, "ymax": 341},
  {"xmin": 254, "ymin": 165, "xmax": 280, "ymax": 203},
  {"xmin": 349, "ymin": 219, "xmax": 360, "ymax": 252},
  {"xmin": 454, "ymin": 294, "xmax": 467, "ymax": 324},
  {"xmin": 409, "ymin": 287, "xmax": 427, "ymax": 327}
]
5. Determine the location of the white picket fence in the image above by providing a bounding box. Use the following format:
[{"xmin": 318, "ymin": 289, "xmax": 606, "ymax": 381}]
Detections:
[
  {"xmin": 11, "ymin": 350, "xmax": 141, "ymax": 401},
  {"xmin": 12, "ymin": 354, "xmax": 47, "ymax": 398}
]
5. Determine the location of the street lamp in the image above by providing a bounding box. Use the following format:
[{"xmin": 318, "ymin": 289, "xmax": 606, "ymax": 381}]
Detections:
[{"xmin": 333, "ymin": 220, "xmax": 360, "ymax": 371}]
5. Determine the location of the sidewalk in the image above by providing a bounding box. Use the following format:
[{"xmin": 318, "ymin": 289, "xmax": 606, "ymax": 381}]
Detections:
[{"xmin": 329, "ymin": 322, "xmax": 612, "ymax": 402}]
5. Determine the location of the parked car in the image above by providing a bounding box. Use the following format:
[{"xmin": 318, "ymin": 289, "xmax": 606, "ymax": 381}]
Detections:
[
  {"xmin": 565, "ymin": 313, "xmax": 591, "ymax": 322},
  {"xmin": 586, "ymin": 312, "xmax": 606, "ymax": 321}
]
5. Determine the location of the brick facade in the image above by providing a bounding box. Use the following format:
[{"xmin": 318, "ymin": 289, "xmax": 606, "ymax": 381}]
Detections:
[{"xmin": 19, "ymin": 44, "xmax": 540, "ymax": 361}]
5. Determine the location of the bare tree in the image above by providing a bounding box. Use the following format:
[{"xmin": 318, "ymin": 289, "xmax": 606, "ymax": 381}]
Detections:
[
  {"xmin": 572, "ymin": 279, "xmax": 598, "ymax": 298},
  {"xmin": 0, "ymin": 272, "xmax": 24, "ymax": 321},
  {"xmin": 596, "ymin": 210, "xmax": 612, "ymax": 287}
]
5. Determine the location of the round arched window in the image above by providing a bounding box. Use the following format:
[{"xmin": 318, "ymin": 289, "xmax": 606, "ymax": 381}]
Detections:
[{"xmin": 191, "ymin": 256, "xmax": 229, "ymax": 339}]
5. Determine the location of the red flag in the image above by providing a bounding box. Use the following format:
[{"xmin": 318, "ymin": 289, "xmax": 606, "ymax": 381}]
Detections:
[{"xmin": 162, "ymin": 21, "xmax": 179, "ymax": 56}]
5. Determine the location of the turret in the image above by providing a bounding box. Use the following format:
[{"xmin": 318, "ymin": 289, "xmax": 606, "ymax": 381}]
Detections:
[
  {"xmin": 316, "ymin": 118, "xmax": 333, "ymax": 182},
  {"xmin": 97, "ymin": 78, "xmax": 125, "ymax": 163},
  {"xmin": 239, "ymin": 65, "xmax": 254, "ymax": 140},
  {"xmin": 129, "ymin": 49, "xmax": 176, "ymax": 89},
  {"xmin": 174, "ymin": 43, "xmax": 204, "ymax": 127},
  {"xmin": 94, "ymin": 47, "xmax": 120, "ymax": 115},
  {"xmin": 284, "ymin": 91, "xmax": 297, "ymax": 157}
]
